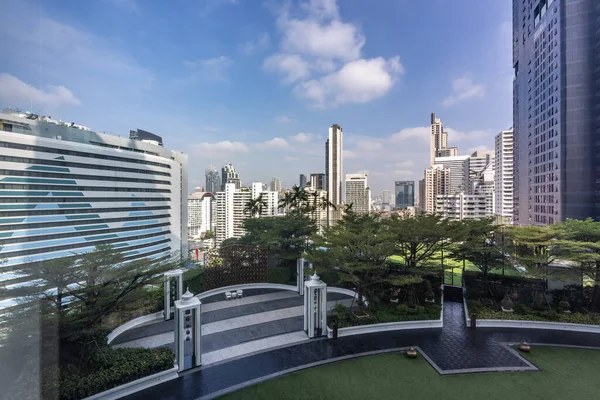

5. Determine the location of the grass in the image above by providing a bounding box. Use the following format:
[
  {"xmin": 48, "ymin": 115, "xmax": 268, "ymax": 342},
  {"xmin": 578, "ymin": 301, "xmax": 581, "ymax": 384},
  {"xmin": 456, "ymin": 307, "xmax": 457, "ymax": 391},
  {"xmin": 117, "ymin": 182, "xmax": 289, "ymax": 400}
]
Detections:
[{"xmin": 222, "ymin": 347, "xmax": 600, "ymax": 400}]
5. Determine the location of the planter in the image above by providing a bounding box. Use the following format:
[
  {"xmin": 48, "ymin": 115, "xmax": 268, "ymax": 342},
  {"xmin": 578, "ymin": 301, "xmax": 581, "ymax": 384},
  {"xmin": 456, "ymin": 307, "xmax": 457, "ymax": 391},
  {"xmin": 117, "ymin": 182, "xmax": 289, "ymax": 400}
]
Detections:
[
  {"xmin": 353, "ymin": 310, "xmax": 371, "ymax": 319},
  {"xmin": 501, "ymin": 295, "xmax": 514, "ymax": 313},
  {"xmin": 559, "ymin": 299, "xmax": 571, "ymax": 313},
  {"xmin": 425, "ymin": 298, "xmax": 435, "ymax": 304},
  {"xmin": 406, "ymin": 347, "xmax": 418, "ymax": 358},
  {"xmin": 519, "ymin": 342, "xmax": 531, "ymax": 353}
]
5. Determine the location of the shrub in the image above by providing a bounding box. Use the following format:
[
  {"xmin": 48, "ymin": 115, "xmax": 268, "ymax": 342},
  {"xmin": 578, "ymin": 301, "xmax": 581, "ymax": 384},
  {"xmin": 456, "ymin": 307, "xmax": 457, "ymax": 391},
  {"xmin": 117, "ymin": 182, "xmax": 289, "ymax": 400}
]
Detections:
[
  {"xmin": 183, "ymin": 267, "xmax": 203, "ymax": 294},
  {"xmin": 58, "ymin": 347, "xmax": 174, "ymax": 400},
  {"xmin": 396, "ymin": 304, "xmax": 409, "ymax": 313}
]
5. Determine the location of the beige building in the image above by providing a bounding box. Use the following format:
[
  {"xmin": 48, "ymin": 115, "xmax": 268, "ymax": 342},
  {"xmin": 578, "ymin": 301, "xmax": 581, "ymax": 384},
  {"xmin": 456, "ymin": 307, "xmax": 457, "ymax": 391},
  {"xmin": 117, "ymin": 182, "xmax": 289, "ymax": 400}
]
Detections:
[
  {"xmin": 424, "ymin": 165, "xmax": 450, "ymax": 214},
  {"xmin": 326, "ymin": 124, "xmax": 343, "ymax": 221},
  {"xmin": 345, "ymin": 173, "xmax": 371, "ymax": 214}
]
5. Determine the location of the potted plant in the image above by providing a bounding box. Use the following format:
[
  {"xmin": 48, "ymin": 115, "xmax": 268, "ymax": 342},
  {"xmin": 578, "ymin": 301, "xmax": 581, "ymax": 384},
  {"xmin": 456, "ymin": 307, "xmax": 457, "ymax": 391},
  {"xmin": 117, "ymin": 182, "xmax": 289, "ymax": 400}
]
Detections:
[
  {"xmin": 559, "ymin": 298, "xmax": 571, "ymax": 314},
  {"xmin": 390, "ymin": 289, "xmax": 399, "ymax": 304},
  {"xmin": 424, "ymin": 280, "xmax": 435, "ymax": 304},
  {"xmin": 501, "ymin": 294, "xmax": 514, "ymax": 313},
  {"xmin": 510, "ymin": 286, "xmax": 519, "ymax": 302}
]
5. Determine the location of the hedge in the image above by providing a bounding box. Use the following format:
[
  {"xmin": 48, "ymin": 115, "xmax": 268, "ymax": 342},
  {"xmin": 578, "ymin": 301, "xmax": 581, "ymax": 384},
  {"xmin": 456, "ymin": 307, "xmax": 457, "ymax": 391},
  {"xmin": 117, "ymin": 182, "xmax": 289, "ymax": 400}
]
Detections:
[
  {"xmin": 58, "ymin": 347, "xmax": 174, "ymax": 400},
  {"xmin": 467, "ymin": 300, "xmax": 600, "ymax": 325}
]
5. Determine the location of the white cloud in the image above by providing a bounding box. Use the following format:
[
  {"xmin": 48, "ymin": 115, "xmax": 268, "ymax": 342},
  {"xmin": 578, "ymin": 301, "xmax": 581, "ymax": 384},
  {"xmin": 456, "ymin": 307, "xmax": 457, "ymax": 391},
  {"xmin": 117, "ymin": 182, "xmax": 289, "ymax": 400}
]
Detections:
[
  {"xmin": 394, "ymin": 169, "xmax": 414, "ymax": 176},
  {"xmin": 261, "ymin": 137, "xmax": 289, "ymax": 148},
  {"xmin": 389, "ymin": 127, "xmax": 430, "ymax": 143},
  {"xmin": 279, "ymin": 18, "xmax": 364, "ymax": 62},
  {"xmin": 192, "ymin": 141, "xmax": 249, "ymax": 155},
  {"xmin": 343, "ymin": 150, "xmax": 357, "ymax": 159},
  {"xmin": 301, "ymin": 0, "xmax": 339, "ymax": 19},
  {"xmin": 395, "ymin": 161, "xmax": 414, "ymax": 168},
  {"xmin": 184, "ymin": 56, "xmax": 232, "ymax": 82},
  {"xmin": 357, "ymin": 140, "xmax": 383, "ymax": 151},
  {"xmin": 442, "ymin": 76, "xmax": 485, "ymax": 106},
  {"xmin": 467, "ymin": 145, "xmax": 494, "ymax": 155},
  {"xmin": 241, "ymin": 32, "xmax": 270, "ymax": 55},
  {"xmin": 291, "ymin": 132, "xmax": 314, "ymax": 142},
  {"xmin": 275, "ymin": 115, "xmax": 293, "ymax": 124},
  {"xmin": 0, "ymin": 73, "xmax": 80, "ymax": 109},
  {"xmin": 264, "ymin": 0, "xmax": 402, "ymax": 107},
  {"xmin": 294, "ymin": 56, "xmax": 403, "ymax": 106},
  {"xmin": 263, "ymin": 53, "xmax": 311, "ymax": 83},
  {"xmin": 446, "ymin": 128, "xmax": 492, "ymax": 142}
]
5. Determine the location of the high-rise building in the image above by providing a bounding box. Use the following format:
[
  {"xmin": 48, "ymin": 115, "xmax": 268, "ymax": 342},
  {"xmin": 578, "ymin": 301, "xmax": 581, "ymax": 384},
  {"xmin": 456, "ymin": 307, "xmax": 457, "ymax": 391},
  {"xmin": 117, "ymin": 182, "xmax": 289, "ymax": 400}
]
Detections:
[
  {"xmin": 327, "ymin": 124, "xmax": 343, "ymax": 206},
  {"xmin": 221, "ymin": 164, "xmax": 241, "ymax": 191},
  {"xmin": 0, "ymin": 110, "xmax": 188, "ymax": 294},
  {"xmin": 345, "ymin": 173, "xmax": 370, "ymax": 214},
  {"xmin": 495, "ymin": 129, "xmax": 514, "ymax": 223},
  {"xmin": 188, "ymin": 190, "xmax": 214, "ymax": 238},
  {"xmin": 468, "ymin": 150, "xmax": 494, "ymax": 194},
  {"xmin": 299, "ymin": 174, "xmax": 307, "ymax": 189},
  {"xmin": 251, "ymin": 182, "xmax": 279, "ymax": 217},
  {"xmin": 470, "ymin": 162, "xmax": 495, "ymax": 215},
  {"xmin": 270, "ymin": 177, "xmax": 281, "ymax": 192},
  {"xmin": 424, "ymin": 165, "xmax": 450, "ymax": 214},
  {"xmin": 309, "ymin": 173, "xmax": 325, "ymax": 190},
  {"xmin": 381, "ymin": 190, "xmax": 391, "ymax": 206},
  {"xmin": 395, "ymin": 181, "xmax": 415, "ymax": 209},
  {"xmin": 418, "ymin": 179, "xmax": 426, "ymax": 210},
  {"xmin": 434, "ymin": 155, "xmax": 470, "ymax": 194},
  {"xmin": 429, "ymin": 113, "xmax": 457, "ymax": 165},
  {"xmin": 304, "ymin": 186, "xmax": 328, "ymax": 233},
  {"xmin": 205, "ymin": 166, "xmax": 221, "ymax": 194},
  {"xmin": 436, "ymin": 192, "xmax": 491, "ymax": 221},
  {"xmin": 513, "ymin": 0, "xmax": 599, "ymax": 225},
  {"xmin": 215, "ymin": 183, "xmax": 251, "ymax": 245}
]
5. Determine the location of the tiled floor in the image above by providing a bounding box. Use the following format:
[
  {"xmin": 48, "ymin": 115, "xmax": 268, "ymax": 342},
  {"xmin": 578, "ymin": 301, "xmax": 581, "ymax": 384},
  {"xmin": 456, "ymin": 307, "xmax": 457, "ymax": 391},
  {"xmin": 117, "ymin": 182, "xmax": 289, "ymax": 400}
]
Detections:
[
  {"xmin": 112, "ymin": 290, "xmax": 354, "ymax": 362},
  {"xmin": 123, "ymin": 291, "xmax": 600, "ymax": 400}
]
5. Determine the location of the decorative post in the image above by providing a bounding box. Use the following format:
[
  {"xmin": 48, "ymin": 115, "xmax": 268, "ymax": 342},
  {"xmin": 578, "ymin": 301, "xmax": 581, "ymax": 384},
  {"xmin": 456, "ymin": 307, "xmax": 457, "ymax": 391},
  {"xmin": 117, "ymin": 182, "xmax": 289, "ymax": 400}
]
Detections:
[
  {"xmin": 297, "ymin": 258, "xmax": 306, "ymax": 295},
  {"xmin": 174, "ymin": 289, "xmax": 202, "ymax": 372},
  {"xmin": 304, "ymin": 272, "xmax": 327, "ymax": 338},
  {"xmin": 164, "ymin": 269, "xmax": 184, "ymax": 321}
]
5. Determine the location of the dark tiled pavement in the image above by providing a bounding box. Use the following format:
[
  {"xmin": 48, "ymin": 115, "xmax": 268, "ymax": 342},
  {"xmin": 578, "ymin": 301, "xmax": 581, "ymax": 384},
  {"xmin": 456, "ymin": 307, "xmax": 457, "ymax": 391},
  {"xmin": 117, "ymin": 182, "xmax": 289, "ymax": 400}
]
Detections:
[
  {"xmin": 112, "ymin": 292, "xmax": 349, "ymax": 345},
  {"xmin": 124, "ymin": 291, "xmax": 600, "ymax": 400}
]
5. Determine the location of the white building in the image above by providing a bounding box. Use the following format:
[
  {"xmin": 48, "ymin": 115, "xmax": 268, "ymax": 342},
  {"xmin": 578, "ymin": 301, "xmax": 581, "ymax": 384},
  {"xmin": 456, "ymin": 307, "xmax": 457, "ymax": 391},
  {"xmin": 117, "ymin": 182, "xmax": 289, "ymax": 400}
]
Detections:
[
  {"xmin": 434, "ymin": 155, "xmax": 470, "ymax": 195},
  {"xmin": 345, "ymin": 173, "xmax": 370, "ymax": 214},
  {"xmin": 424, "ymin": 165, "xmax": 450, "ymax": 214},
  {"xmin": 251, "ymin": 182, "xmax": 279, "ymax": 217},
  {"xmin": 436, "ymin": 192, "xmax": 491, "ymax": 221},
  {"xmin": 304, "ymin": 186, "xmax": 328, "ymax": 233},
  {"xmin": 188, "ymin": 190, "xmax": 214, "ymax": 238},
  {"xmin": 494, "ymin": 129, "xmax": 514, "ymax": 224},
  {"xmin": 326, "ymin": 124, "xmax": 343, "ymax": 206},
  {"xmin": 0, "ymin": 110, "xmax": 188, "ymax": 302},
  {"xmin": 270, "ymin": 177, "xmax": 281, "ymax": 192},
  {"xmin": 215, "ymin": 183, "xmax": 251, "ymax": 245}
]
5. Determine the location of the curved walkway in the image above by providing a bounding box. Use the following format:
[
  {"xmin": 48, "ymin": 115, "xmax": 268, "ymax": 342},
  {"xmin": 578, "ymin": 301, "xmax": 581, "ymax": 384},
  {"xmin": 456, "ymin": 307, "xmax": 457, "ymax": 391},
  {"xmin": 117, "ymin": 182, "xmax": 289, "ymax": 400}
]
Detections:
[{"xmin": 124, "ymin": 296, "xmax": 600, "ymax": 400}]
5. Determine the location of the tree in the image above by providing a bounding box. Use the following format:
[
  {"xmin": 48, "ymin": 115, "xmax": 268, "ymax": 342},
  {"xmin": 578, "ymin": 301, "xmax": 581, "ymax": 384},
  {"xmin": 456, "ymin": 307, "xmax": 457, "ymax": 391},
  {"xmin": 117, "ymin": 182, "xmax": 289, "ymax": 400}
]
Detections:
[
  {"xmin": 241, "ymin": 214, "xmax": 317, "ymax": 269},
  {"xmin": 289, "ymin": 185, "xmax": 308, "ymax": 210},
  {"xmin": 243, "ymin": 194, "xmax": 267, "ymax": 217},
  {"xmin": 278, "ymin": 191, "xmax": 294, "ymax": 213},
  {"xmin": 555, "ymin": 218, "xmax": 600, "ymax": 311},
  {"xmin": 308, "ymin": 211, "xmax": 409, "ymax": 309},
  {"xmin": 507, "ymin": 224, "xmax": 558, "ymax": 282},
  {"xmin": 450, "ymin": 219, "xmax": 505, "ymax": 296},
  {"xmin": 387, "ymin": 213, "xmax": 459, "ymax": 270}
]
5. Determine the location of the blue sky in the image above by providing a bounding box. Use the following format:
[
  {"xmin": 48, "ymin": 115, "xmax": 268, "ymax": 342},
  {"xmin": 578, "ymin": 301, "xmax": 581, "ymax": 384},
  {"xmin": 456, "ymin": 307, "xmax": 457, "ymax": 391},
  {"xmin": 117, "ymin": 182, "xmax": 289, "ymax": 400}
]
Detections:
[{"xmin": 0, "ymin": 0, "xmax": 512, "ymax": 195}]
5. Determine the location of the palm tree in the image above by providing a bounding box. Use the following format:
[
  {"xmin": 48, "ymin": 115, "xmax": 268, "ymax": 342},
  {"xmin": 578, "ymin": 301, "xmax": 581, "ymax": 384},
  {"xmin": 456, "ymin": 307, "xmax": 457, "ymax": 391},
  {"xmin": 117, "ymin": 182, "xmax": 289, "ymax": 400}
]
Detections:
[
  {"xmin": 244, "ymin": 194, "xmax": 267, "ymax": 217},
  {"xmin": 290, "ymin": 185, "xmax": 308, "ymax": 210},
  {"xmin": 278, "ymin": 191, "xmax": 294, "ymax": 214}
]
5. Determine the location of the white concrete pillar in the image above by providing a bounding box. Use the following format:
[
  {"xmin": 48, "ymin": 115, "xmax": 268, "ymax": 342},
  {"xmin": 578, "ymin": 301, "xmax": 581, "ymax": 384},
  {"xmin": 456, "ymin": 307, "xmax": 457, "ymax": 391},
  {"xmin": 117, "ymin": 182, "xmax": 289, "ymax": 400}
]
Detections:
[
  {"xmin": 304, "ymin": 273, "xmax": 327, "ymax": 338},
  {"xmin": 164, "ymin": 269, "xmax": 184, "ymax": 321},
  {"xmin": 297, "ymin": 258, "xmax": 306, "ymax": 295},
  {"xmin": 174, "ymin": 289, "xmax": 202, "ymax": 372}
]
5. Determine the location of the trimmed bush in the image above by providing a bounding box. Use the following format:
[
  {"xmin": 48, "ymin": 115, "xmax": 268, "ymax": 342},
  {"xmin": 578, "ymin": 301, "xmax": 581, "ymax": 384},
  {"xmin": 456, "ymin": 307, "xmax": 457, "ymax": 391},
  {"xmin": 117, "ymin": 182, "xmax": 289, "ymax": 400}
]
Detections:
[
  {"xmin": 184, "ymin": 267, "xmax": 203, "ymax": 294},
  {"xmin": 58, "ymin": 347, "xmax": 174, "ymax": 400}
]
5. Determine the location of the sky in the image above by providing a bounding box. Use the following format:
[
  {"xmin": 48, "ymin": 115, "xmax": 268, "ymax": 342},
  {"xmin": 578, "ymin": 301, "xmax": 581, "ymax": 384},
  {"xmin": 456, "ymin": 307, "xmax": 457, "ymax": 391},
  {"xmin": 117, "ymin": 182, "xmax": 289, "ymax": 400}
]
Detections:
[{"xmin": 0, "ymin": 0, "xmax": 513, "ymax": 196}]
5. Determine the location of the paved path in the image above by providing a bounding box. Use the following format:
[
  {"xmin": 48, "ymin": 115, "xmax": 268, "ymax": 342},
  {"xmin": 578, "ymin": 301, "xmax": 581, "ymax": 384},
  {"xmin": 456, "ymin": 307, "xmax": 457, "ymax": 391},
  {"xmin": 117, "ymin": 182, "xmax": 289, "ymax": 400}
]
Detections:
[
  {"xmin": 113, "ymin": 291, "xmax": 354, "ymax": 365},
  {"xmin": 124, "ymin": 293, "xmax": 600, "ymax": 400}
]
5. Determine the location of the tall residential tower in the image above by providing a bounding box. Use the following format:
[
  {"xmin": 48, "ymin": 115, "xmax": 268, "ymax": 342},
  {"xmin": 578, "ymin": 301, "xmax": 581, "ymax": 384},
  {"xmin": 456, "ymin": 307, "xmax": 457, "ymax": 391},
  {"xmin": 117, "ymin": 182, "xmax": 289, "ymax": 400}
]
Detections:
[
  {"xmin": 513, "ymin": 0, "xmax": 600, "ymax": 224},
  {"xmin": 326, "ymin": 124, "xmax": 343, "ymax": 207}
]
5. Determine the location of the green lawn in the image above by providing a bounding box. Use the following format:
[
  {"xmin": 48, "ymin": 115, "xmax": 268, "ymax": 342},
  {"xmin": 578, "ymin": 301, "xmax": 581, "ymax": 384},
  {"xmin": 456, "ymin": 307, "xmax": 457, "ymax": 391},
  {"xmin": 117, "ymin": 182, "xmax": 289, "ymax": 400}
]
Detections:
[{"xmin": 222, "ymin": 347, "xmax": 600, "ymax": 400}]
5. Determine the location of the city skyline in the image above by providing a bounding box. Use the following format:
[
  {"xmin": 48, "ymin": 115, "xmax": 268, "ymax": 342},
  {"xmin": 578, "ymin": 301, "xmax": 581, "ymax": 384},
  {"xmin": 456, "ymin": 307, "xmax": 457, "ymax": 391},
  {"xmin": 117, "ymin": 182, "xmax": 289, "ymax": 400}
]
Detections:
[{"xmin": 0, "ymin": 0, "xmax": 512, "ymax": 196}]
